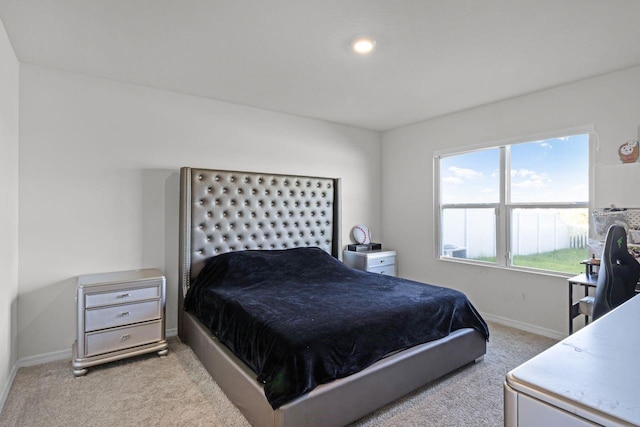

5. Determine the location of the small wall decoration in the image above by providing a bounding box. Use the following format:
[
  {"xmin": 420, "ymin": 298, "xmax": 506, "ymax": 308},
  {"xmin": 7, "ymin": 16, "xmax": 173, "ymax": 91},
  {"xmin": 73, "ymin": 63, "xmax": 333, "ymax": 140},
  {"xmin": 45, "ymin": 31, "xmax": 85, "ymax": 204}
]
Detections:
[{"xmin": 618, "ymin": 139, "xmax": 639, "ymax": 163}]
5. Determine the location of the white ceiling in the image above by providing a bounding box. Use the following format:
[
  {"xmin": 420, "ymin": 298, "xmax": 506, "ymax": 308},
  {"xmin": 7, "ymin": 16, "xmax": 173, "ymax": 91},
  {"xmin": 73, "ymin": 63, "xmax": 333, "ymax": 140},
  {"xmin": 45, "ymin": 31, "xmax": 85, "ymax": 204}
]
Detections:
[{"xmin": 2, "ymin": 0, "xmax": 640, "ymax": 131}]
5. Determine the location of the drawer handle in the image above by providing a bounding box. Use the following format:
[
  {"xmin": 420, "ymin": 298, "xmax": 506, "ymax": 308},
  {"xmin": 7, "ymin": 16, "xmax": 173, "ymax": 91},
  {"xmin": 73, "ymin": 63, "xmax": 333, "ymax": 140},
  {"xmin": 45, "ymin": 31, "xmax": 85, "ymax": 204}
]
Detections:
[
  {"xmin": 117, "ymin": 293, "xmax": 131, "ymax": 299},
  {"xmin": 379, "ymin": 260, "xmax": 386, "ymax": 264},
  {"xmin": 118, "ymin": 311, "xmax": 130, "ymax": 317},
  {"xmin": 121, "ymin": 334, "xmax": 131, "ymax": 341}
]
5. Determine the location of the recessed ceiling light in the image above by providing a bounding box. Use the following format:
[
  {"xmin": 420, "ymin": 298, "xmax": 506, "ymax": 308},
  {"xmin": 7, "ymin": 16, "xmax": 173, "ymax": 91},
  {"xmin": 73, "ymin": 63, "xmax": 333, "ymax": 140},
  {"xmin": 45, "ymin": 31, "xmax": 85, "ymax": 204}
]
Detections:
[{"xmin": 352, "ymin": 37, "xmax": 376, "ymax": 54}]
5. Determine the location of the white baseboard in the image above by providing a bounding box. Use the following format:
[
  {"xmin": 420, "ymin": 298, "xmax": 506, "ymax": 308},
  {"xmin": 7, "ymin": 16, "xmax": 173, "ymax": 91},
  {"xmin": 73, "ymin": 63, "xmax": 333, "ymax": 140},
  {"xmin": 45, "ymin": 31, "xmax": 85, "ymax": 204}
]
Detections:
[
  {"xmin": 480, "ymin": 312, "xmax": 566, "ymax": 341},
  {"xmin": 17, "ymin": 348, "xmax": 71, "ymax": 368},
  {"xmin": 1, "ymin": 347, "xmax": 70, "ymax": 412},
  {"xmin": 16, "ymin": 327, "xmax": 178, "ymax": 369},
  {"xmin": 0, "ymin": 363, "xmax": 18, "ymax": 413},
  {"xmin": 1, "ymin": 327, "xmax": 178, "ymax": 412},
  {"xmin": 0, "ymin": 326, "xmax": 179, "ymax": 411}
]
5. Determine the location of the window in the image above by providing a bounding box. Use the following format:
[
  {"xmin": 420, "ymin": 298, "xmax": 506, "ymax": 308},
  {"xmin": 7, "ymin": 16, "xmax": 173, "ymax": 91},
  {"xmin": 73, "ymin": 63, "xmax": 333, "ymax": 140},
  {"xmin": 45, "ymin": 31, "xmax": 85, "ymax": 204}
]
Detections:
[{"xmin": 435, "ymin": 132, "xmax": 590, "ymax": 274}]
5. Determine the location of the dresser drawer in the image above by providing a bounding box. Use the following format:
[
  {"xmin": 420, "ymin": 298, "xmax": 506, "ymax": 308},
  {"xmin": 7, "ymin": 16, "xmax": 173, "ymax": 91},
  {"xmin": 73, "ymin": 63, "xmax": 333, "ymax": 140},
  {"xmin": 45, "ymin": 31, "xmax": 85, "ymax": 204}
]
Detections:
[
  {"xmin": 85, "ymin": 320, "xmax": 163, "ymax": 357},
  {"xmin": 85, "ymin": 300, "xmax": 161, "ymax": 332},
  {"xmin": 366, "ymin": 253, "xmax": 396, "ymax": 269},
  {"xmin": 85, "ymin": 285, "xmax": 160, "ymax": 308},
  {"xmin": 368, "ymin": 264, "xmax": 397, "ymax": 276}
]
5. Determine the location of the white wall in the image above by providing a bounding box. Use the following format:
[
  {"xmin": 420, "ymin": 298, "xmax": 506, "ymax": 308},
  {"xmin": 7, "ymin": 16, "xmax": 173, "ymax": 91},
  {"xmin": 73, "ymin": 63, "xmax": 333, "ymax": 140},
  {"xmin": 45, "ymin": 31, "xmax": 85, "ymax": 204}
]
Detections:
[
  {"xmin": 382, "ymin": 66, "xmax": 640, "ymax": 338},
  {"xmin": 0, "ymin": 17, "xmax": 19, "ymax": 405},
  {"xmin": 18, "ymin": 64, "xmax": 382, "ymax": 359},
  {"xmin": 14, "ymin": 50, "xmax": 640, "ymax": 360}
]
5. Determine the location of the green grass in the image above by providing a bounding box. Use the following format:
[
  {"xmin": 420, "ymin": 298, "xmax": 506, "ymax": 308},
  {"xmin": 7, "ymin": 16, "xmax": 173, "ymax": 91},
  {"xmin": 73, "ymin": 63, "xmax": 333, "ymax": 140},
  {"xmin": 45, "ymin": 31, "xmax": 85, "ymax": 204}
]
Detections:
[{"xmin": 474, "ymin": 247, "xmax": 588, "ymax": 274}]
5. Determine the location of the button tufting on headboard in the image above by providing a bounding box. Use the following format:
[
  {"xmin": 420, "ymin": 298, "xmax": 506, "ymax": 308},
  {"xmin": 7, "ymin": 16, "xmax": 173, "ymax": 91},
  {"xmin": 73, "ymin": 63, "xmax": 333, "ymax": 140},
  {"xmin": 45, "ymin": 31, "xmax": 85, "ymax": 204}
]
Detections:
[{"xmin": 180, "ymin": 168, "xmax": 341, "ymax": 291}]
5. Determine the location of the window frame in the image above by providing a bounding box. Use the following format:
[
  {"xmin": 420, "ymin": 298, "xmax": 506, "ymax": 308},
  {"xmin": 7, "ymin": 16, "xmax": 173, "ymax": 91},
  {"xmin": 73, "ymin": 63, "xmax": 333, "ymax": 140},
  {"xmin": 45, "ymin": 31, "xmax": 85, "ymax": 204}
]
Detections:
[{"xmin": 434, "ymin": 125, "xmax": 595, "ymax": 275}]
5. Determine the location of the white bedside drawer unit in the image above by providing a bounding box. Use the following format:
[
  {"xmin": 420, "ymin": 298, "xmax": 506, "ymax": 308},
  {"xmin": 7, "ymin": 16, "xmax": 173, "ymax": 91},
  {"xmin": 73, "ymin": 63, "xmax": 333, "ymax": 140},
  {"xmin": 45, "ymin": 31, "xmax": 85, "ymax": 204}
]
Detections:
[
  {"xmin": 72, "ymin": 268, "xmax": 168, "ymax": 376},
  {"xmin": 343, "ymin": 250, "xmax": 397, "ymax": 276}
]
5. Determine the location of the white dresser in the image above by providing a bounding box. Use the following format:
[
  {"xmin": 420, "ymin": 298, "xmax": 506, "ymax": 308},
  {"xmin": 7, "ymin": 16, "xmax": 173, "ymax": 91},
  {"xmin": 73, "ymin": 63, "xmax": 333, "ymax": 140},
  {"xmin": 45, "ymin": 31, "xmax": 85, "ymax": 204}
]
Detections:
[
  {"xmin": 504, "ymin": 295, "xmax": 640, "ymax": 426},
  {"xmin": 343, "ymin": 250, "xmax": 397, "ymax": 276},
  {"xmin": 72, "ymin": 268, "xmax": 168, "ymax": 376}
]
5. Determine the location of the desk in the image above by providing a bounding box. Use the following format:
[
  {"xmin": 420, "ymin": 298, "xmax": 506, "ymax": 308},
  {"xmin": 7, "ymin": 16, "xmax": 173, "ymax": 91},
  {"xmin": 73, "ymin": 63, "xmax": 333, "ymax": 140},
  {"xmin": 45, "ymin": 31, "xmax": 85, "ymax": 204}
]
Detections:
[
  {"xmin": 567, "ymin": 273, "xmax": 640, "ymax": 334},
  {"xmin": 505, "ymin": 295, "xmax": 640, "ymax": 426},
  {"xmin": 566, "ymin": 273, "xmax": 596, "ymax": 335}
]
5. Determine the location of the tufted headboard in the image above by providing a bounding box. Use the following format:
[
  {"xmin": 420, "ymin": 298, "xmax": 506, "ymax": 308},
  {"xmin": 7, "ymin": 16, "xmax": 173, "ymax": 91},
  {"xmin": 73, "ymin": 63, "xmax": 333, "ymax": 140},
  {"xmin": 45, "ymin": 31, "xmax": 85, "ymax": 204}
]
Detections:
[{"xmin": 178, "ymin": 167, "xmax": 342, "ymax": 299}]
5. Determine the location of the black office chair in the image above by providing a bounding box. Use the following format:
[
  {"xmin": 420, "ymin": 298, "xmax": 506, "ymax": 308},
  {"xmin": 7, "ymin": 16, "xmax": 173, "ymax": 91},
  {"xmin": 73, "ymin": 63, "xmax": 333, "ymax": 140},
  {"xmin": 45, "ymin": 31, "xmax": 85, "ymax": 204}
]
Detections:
[{"xmin": 592, "ymin": 225, "xmax": 640, "ymax": 320}]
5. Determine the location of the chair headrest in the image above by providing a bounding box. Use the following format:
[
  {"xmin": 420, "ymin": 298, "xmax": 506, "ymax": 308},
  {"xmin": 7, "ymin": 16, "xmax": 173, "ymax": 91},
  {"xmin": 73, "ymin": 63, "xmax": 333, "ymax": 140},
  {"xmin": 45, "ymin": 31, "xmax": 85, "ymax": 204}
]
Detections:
[{"xmin": 605, "ymin": 225, "xmax": 631, "ymax": 262}]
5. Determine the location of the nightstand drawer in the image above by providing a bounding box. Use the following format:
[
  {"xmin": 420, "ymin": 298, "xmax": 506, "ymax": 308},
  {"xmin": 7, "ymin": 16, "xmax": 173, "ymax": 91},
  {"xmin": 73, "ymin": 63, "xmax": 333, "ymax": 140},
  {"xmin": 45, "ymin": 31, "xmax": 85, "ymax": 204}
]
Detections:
[
  {"xmin": 85, "ymin": 300, "xmax": 161, "ymax": 332},
  {"xmin": 85, "ymin": 320, "xmax": 163, "ymax": 357},
  {"xmin": 368, "ymin": 264, "xmax": 397, "ymax": 276},
  {"xmin": 365, "ymin": 254, "xmax": 396, "ymax": 269},
  {"xmin": 343, "ymin": 250, "xmax": 397, "ymax": 274},
  {"xmin": 85, "ymin": 285, "xmax": 160, "ymax": 308}
]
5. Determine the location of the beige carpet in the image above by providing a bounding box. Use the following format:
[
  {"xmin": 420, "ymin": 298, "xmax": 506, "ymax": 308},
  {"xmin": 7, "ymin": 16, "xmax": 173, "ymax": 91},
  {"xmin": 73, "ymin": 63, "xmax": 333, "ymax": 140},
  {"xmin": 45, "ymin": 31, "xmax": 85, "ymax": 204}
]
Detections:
[{"xmin": 0, "ymin": 322, "xmax": 556, "ymax": 426}]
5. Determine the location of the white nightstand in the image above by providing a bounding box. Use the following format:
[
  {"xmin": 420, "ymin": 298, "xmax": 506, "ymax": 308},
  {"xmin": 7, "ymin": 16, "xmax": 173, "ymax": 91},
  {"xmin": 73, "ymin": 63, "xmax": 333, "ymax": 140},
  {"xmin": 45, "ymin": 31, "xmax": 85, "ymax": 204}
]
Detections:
[
  {"xmin": 343, "ymin": 250, "xmax": 397, "ymax": 276},
  {"xmin": 72, "ymin": 268, "xmax": 168, "ymax": 376}
]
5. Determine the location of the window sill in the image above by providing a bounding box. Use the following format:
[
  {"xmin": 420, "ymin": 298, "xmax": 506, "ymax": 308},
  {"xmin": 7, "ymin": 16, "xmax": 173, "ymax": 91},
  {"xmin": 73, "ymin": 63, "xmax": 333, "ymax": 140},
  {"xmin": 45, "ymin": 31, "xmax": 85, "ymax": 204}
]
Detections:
[{"xmin": 437, "ymin": 256, "xmax": 574, "ymax": 279}]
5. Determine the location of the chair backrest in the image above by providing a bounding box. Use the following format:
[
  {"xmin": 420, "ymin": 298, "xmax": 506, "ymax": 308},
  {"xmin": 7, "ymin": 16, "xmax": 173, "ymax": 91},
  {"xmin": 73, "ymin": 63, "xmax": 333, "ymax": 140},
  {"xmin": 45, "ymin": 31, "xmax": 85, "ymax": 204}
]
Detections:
[{"xmin": 592, "ymin": 225, "xmax": 640, "ymax": 320}]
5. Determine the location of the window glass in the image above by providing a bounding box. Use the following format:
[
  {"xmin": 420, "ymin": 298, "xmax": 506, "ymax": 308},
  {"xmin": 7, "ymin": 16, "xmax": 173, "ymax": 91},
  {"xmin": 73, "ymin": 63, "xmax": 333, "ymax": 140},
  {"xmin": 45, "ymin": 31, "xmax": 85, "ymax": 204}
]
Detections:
[
  {"xmin": 441, "ymin": 208, "xmax": 496, "ymax": 262},
  {"xmin": 440, "ymin": 148, "xmax": 499, "ymax": 204},
  {"xmin": 437, "ymin": 132, "xmax": 590, "ymax": 274},
  {"xmin": 510, "ymin": 208, "xmax": 588, "ymax": 274},
  {"xmin": 510, "ymin": 135, "xmax": 589, "ymax": 203}
]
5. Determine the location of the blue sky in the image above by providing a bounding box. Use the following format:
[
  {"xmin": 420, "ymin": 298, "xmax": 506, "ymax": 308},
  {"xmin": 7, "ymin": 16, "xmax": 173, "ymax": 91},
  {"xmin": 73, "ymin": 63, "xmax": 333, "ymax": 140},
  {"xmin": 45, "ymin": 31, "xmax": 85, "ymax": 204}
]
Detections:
[{"xmin": 440, "ymin": 134, "xmax": 589, "ymax": 204}]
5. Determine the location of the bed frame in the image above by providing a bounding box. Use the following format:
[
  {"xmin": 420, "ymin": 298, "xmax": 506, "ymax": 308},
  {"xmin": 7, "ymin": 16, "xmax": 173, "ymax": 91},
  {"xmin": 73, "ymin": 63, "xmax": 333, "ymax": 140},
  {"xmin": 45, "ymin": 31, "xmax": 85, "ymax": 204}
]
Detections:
[{"xmin": 178, "ymin": 167, "xmax": 486, "ymax": 427}]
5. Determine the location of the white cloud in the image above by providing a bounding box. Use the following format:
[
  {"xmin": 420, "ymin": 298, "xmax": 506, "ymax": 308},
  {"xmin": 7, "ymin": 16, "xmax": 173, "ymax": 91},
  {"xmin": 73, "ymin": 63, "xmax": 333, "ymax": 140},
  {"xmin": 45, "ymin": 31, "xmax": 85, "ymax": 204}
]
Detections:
[
  {"xmin": 511, "ymin": 168, "xmax": 549, "ymax": 191},
  {"xmin": 511, "ymin": 179, "xmax": 547, "ymax": 190},
  {"xmin": 443, "ymin": 176, "xmax": 464, "ymax": 184},
  {"xmin": 511, "ymin": 168, "xmax": 538, "ymax": 178},
  {"xmin": 447, "ymin": 166, "xmax": 483, "ymax": 180}
]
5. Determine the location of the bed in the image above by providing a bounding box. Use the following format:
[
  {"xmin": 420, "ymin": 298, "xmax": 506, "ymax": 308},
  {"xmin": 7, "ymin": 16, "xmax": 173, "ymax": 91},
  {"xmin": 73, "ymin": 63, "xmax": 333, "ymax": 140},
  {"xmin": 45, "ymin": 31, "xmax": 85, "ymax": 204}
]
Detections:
[{"xmin": 178, "ymin": 167, "xmax": 488, "ymax": 427}]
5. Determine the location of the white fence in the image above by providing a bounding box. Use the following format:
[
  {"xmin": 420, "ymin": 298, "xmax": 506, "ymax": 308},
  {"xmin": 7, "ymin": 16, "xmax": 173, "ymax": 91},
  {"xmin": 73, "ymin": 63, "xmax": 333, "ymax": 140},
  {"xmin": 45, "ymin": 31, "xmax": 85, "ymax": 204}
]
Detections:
[{"xmin": 442, "ymin": 209, "xmax": 588, "ymax": 259}]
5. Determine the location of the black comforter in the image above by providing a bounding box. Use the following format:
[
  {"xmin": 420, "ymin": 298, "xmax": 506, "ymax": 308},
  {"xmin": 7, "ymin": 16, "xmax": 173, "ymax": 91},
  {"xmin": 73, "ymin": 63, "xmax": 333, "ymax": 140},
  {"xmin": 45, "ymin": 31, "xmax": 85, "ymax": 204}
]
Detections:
[{"xmin": 185, "ymin": 247, "xmax": 489, "ymax": 408}]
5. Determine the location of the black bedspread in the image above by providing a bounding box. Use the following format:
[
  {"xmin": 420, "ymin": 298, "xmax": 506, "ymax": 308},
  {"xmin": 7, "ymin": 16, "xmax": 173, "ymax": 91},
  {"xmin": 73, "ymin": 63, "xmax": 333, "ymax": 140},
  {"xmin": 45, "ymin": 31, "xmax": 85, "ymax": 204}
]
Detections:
[{"xmin": 185, "ymin": 247, "xmax": 489, "ymax": 409}]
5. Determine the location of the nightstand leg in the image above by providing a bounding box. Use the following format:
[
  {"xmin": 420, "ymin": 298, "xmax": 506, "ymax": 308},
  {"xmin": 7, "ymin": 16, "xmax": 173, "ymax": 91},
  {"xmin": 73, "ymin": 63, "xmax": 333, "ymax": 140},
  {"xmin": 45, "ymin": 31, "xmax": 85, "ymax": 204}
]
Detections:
[
  {"xmin": 158, "ymin": 349, "xmax": 168, "ymax": 357},
  {"xmin": 73, "ymin": 368, "xmax": 88, "ymax": 377}
]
